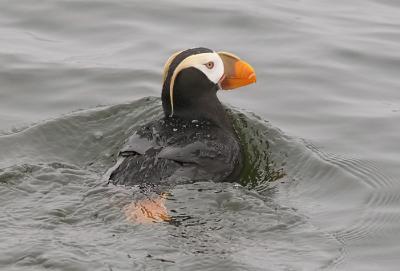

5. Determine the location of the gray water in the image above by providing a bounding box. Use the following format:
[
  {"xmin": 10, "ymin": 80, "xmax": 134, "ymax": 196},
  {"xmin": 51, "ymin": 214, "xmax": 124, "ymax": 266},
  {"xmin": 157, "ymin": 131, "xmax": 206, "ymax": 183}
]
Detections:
[{"xmin": 1, "ymin": 0, "xmax": 400, "ymax": 270}]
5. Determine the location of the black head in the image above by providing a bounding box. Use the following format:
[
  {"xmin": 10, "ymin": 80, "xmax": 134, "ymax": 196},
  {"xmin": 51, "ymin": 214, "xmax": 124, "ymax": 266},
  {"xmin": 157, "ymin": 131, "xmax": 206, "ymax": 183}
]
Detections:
[{"xmin": 161, "ymin": 47, "xmax": 257, "ymax": 128}]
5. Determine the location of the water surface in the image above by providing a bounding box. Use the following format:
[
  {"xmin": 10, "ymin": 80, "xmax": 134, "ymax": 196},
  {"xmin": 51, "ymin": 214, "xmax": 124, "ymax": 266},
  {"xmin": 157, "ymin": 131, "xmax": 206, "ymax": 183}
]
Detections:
[{"xmin": 1, "ymin": 0, "xmax": 400, "ymax": 270}]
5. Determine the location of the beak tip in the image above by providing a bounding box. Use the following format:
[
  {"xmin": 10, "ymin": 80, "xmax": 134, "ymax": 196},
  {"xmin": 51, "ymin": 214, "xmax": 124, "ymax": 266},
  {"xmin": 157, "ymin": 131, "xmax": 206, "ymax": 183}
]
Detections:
[{"xmin": 248, "ymin": 73, "xmax": 256, "ymax": 83}]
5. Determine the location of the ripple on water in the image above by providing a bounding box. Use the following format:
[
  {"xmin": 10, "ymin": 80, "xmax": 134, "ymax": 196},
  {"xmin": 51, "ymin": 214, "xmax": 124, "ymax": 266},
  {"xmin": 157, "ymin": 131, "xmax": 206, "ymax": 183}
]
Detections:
[
  {"xmin": 0, "ymin": 98, "xmax": 398, "ymax": 270},
  {"xmin": 231, "ymin": 110, "xmax": 400, "ymax": 270}
]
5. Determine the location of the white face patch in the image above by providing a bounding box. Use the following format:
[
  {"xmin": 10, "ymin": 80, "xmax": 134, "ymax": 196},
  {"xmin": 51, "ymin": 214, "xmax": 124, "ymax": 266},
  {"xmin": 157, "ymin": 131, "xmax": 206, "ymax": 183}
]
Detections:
[
  {"xmin": 166, "ymin": 52, "xmax": 225, "ymax": 116},
  {"xmin": 191, "ymin": 52, "xmax": 224, "ymax": 84}
]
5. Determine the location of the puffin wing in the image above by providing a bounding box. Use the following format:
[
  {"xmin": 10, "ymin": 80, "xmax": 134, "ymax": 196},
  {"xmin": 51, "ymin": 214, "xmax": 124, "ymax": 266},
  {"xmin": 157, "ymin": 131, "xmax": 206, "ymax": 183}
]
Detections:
[
  {"xmin": 119, "ymin": 132, "xmax": 156, "ymax": 156},
  {"xmin": 157, "ymin": 133, "xmax": 241, "ymax": 182},
  {"xmin": 109, "ymin": 120, "xmax": 241, "ymax": 186},
  {"xmin": 118, "ymin": 120, "xmax": 162, "ymax": 156}
]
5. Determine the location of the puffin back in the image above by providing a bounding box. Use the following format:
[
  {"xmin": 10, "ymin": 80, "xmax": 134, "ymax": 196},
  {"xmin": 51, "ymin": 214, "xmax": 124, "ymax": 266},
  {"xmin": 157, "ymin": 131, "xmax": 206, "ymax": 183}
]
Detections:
[{"xmin": 109, "ymin": 117, "xmax": 242, "ymax": 186}]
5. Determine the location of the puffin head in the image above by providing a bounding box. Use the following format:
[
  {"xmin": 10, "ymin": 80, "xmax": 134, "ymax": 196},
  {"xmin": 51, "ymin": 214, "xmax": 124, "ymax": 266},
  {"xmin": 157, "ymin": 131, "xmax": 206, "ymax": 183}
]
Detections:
[{"xmin": 161, "ymin": 47, "xmax": 256, "ymax": 122}]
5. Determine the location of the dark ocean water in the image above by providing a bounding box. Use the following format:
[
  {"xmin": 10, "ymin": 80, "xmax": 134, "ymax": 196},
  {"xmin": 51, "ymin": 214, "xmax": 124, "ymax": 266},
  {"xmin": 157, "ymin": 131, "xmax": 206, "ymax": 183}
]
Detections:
[{"xmin": 1, "ymin": 1, "xmax": 400, "ymax": 270}]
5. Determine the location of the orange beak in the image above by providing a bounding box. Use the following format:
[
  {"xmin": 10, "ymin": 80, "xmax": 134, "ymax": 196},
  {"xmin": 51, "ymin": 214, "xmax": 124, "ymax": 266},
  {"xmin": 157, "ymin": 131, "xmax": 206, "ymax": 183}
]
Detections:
[{"xmin": 218, "ymin": 52, "xmax": 257, "ymax": 90}]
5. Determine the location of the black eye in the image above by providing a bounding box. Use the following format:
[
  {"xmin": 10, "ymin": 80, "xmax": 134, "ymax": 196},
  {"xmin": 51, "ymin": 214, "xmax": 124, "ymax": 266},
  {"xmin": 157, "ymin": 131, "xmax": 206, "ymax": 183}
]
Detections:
[{"xmin": 205, "ymin": 61, "xmax": 214, "ymax": 69}]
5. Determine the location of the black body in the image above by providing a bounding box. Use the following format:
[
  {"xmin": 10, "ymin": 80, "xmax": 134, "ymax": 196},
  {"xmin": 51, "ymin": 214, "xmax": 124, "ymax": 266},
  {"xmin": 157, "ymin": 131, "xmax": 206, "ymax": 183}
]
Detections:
[{"xmin": 109, "ymin": 48, "xmax": 243, "ymax": 186}]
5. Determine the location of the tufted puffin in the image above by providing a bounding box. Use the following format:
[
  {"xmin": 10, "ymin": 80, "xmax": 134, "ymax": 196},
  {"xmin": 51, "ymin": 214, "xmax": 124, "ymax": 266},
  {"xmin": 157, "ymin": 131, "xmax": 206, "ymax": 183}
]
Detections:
[{"xmin": 109, "ymin": 47, "xmax": 256, "ymax": 187}]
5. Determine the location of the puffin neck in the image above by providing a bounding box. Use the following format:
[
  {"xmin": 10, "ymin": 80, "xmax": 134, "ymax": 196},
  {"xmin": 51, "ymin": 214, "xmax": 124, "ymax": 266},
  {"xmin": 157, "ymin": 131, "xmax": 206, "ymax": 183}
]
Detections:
[
  {"xmin": 167, "ymin": 96, "xmax": 234, "ymax": 136},
  {"xmin": 172, "ymin": 94, "xmax": 232, "ymax": 130}
]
